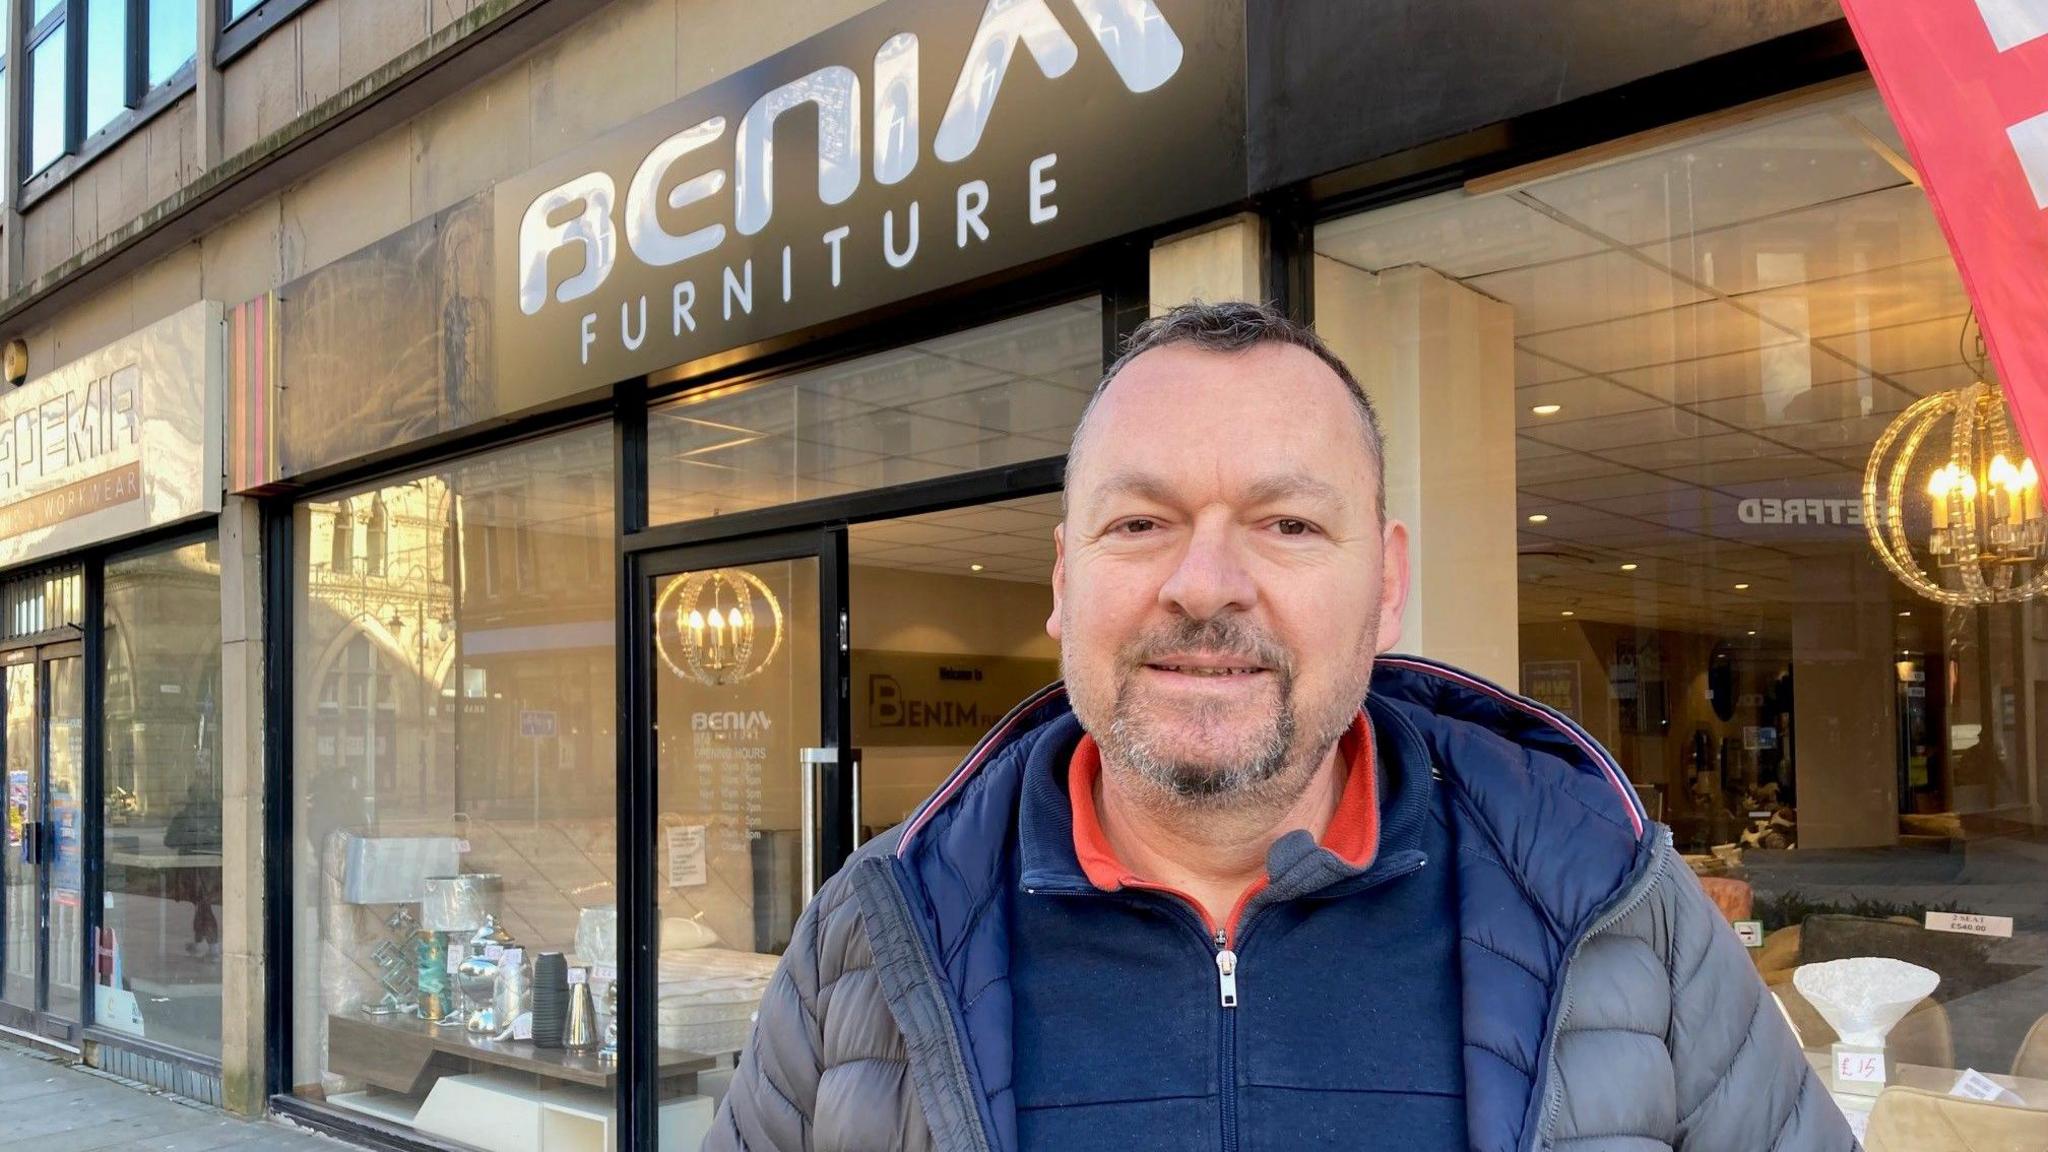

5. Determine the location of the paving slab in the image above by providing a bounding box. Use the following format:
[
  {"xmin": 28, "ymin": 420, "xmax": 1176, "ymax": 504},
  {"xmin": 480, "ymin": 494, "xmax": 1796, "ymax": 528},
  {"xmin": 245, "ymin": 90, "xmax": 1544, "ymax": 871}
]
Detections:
[{"xmin": 0, "ymin": 1043, "xmax": 342, "ymax": 1152}]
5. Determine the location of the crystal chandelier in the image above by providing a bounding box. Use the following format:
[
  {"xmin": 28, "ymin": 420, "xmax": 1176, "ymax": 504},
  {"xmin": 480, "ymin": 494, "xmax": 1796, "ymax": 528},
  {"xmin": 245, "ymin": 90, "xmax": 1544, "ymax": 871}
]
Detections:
[
  {"xmin": 1864, "ymin": 377, "xmax": 2048, "ymax": 606},
  {"xmin": 655, "ymin": 568, "xmax": 785, "ymax": 686}
]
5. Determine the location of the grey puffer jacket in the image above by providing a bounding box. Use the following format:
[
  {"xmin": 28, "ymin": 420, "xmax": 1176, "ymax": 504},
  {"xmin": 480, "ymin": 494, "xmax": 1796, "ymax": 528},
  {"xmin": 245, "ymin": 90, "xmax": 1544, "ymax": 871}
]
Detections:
[{"xmin": 708, "ymin": 660, "xmax": 1857, "ymax": 1152}]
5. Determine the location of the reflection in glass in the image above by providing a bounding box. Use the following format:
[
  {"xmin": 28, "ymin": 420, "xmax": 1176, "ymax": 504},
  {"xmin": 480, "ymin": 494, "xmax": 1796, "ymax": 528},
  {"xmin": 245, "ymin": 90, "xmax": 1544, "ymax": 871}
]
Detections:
[
  {"xmin": 289, "ymin": 427, "xmax": 617, "ymax": 1140},
  {"xmin": 28, "ymin": 26, "xmax": 66, "ymax": 174},
  {"xmin": 45, "ymin": 654, "xmax": 81, "ymax": 1023},
  {"xmin": 146, "ymin": 0, "xmax": 194, "ymax": 87},
  {"xmin": 653, "ymin": 558, "xmax": 818, "ymax": 965},
  {"xmin": 2, "ymin": 662, "xmax": 34, "ymax": 1010},
  {"xmin": 1317, "ymin": 87, "xmax": 2048, "ymax": 1084},
  {"xmin": 101, "ymin": 540, "xmax": 223, "ymax": 1056},
  {"xmin": 84, "ymin": 0, "xmax": 126, "ymax": 137},
  {"xmin": 647, "ymin": 300, "xmax": 1099, "ymax": 526}
]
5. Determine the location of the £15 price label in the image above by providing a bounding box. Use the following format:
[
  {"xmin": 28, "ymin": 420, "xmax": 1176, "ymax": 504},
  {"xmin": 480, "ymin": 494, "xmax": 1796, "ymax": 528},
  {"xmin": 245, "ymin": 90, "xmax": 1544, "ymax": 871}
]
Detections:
[{"xmin": 1836, "ymin": 1052, "xmax": 1886, "ymax": 1084}]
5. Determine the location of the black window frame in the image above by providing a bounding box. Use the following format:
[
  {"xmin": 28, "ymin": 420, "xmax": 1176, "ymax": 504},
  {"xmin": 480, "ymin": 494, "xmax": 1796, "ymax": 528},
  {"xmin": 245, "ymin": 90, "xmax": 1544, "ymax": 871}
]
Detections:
[
  {"xmin": 212, "ymin": 0, "xmax": 311, "ymax": 71},
  {"xmin": 17, "ymin": 0, "xmax": 195, "ymax": 211}
]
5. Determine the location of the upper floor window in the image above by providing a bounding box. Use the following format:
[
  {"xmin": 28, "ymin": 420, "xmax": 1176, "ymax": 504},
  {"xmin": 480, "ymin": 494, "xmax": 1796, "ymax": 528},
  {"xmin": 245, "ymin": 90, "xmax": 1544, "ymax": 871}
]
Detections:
[{"xmin": 26, "ymin": 0, "xmax": 194, "ymax": 181}]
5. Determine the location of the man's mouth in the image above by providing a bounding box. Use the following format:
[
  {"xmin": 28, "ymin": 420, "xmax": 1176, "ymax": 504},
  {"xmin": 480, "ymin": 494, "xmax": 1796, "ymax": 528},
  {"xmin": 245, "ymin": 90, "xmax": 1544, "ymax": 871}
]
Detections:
[{"xmin": 1143, "ymin": 658, "xmax": 1270, "ymax": 678}]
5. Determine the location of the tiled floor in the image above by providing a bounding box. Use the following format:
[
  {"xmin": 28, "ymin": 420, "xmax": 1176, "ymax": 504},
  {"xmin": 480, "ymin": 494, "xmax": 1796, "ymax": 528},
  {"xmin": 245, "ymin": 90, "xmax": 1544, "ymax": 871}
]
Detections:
[{"xmin": 0, "ymin": 1042, "xmax": 338, "ymax": 1152}]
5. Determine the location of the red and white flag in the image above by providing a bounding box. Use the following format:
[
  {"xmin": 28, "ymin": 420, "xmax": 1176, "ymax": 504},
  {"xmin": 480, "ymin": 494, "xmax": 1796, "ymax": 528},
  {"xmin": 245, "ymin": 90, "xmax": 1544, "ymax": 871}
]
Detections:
[{"xmin": 1839, "ymin": 0, "xmax": 2048, "ymax": 458}]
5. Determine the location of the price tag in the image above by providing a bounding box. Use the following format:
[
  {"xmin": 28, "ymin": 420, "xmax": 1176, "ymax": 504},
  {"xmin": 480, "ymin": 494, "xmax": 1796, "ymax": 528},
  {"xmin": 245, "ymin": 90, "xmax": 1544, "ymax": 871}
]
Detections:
[
  {"xmin": 1733, "ymin": 920, "xmax": 1764, "ymax": 948},
  {"xmin": 592, "ymin": 964, "xmax": 618, "ymax": 984},
  {"xmin": 502, "ymin": 948, "xmax": 524, "ymax": 969},
  {"xmin": 1952, "ymin": 1068, "xmax": 2007, "ymax": 1101},
  {"xmin": 512, "ymin": 1012, "xmax": 533, "ymax": 1041},
  {"xmin": 484, "ymin": 944, "xmax": 505, "ymax": 963},
  {"xmin": 1836, "ymin": 1051, "xmax": 1886, "ymax": 1085},
  {"xmin": 455, "ymin": 839, "xmax": 472, "ymax": 854},
  {"xmin": 568, "ymin": 967, "xmax": 588, "ymax": 986},
  {"xmin": 1926, "ymin": 911, "xmax": 2015, "ymax": 938},
  {"xmin": 446, "ymin": 943, "xmax": 466, "ymax": 974}
]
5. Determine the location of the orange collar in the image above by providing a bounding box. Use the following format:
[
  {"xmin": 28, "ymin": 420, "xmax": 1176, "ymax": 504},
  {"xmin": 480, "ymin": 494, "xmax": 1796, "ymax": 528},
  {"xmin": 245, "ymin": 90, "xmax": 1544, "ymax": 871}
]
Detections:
[{"xmin": 1068, "ymin": 711, "xmax": 1381, "ymax": 895}]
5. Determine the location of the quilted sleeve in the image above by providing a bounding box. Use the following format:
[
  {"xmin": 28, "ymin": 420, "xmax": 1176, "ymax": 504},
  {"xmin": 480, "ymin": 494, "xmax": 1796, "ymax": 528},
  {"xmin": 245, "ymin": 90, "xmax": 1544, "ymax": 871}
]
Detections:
[
  {"xmin": 1666, "ymin": 858, "xmax": 1861, "ymax": 1152},
  {"xmin": 706, "ymin": 889, "xmax": 833, "ymax": 1152}
]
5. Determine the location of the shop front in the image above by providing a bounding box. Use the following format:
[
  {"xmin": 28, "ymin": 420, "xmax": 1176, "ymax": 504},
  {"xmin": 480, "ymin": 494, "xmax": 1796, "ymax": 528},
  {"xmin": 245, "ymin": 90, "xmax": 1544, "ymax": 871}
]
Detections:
[
  {"xmin": 215, "ymin": 0, "xmax": 2048, "ymax": 1149},
  {"xmin": 258, "ymin": 2, "xmax": 1233, "ymax": 1147},
  {"xmin": 0, "ymin": 301, "xmax": 232, "ymax": 1100}
]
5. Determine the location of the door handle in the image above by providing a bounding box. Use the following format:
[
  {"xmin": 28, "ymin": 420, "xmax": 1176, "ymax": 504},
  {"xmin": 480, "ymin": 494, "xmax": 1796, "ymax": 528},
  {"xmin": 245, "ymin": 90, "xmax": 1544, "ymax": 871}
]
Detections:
[
  {"xmin": 848, "ymin": 754, "xmax": 863, "ymax": 850},
  {"xmin": 799, "ymin": 748, "xmax": 835, "ymax": 901},
  {"xmin": 19, "ymin": 820, "xmax": 39, "ymax": 865}
]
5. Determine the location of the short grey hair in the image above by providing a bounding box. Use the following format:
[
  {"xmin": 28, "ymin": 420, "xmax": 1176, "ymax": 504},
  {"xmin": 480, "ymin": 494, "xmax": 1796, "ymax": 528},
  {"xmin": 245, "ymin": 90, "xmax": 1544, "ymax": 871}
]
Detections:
[{"xmin": 1067, "ymin": 300, "xmax": 1386, "ymax": 516}]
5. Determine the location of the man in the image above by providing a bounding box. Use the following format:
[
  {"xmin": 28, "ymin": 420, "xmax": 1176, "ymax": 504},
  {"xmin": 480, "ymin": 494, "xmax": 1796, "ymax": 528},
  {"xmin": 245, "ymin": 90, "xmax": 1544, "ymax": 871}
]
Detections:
[{"xmin": 708, "ymin": 302, "xmax": 1853, "ymax": 1152}]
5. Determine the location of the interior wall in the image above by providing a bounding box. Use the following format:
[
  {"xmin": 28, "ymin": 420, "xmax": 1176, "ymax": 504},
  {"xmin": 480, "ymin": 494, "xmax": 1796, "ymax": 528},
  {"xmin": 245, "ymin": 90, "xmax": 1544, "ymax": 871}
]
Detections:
[{"xmin": 849, "ymin": 565, "xmax": 1055, "ymax": 829}]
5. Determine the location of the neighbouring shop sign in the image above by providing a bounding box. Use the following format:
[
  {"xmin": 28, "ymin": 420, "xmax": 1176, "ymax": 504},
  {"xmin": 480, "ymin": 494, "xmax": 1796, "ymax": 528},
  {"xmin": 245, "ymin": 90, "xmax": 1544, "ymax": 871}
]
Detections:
[
  {"xmin": 493, "ymin": 0, "xmax": 1244, "ymax": 405},
  {"xmin": 1838, "ymin": 0, "xmax": 2048, "ymax": 461},
  {"xmin": 855, "ymin": 650, "xmax": 1060, "ymax": 747},
  {"xmin": 0, "ymin": 302, "xmax": 223, "ymax": 568},
  {"xmin": 1521, "ymin": 660, "xmax": 1581, "ymax": 720}
]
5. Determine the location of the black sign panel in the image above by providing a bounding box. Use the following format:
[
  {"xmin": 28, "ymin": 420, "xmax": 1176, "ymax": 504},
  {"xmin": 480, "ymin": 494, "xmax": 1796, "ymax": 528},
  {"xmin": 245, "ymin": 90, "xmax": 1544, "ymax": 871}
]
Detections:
[{"xmin": 492, "ymin": 0, "xmax": 1245, "ymax": 404}]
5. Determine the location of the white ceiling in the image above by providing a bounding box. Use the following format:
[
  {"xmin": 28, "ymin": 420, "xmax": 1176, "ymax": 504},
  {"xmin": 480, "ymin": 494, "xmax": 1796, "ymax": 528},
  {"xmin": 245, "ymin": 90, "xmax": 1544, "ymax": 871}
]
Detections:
[
  {"xmin": 645, "ymin": 301, "xmax": 1099, "ymax": 524},
  {"xmin": 1317, "ymin": 87, "xmax": 1962, "ymax": 635},
  {"xmin": 849, "ymin": 493, "xmax": 1061, "ymax": 584}
]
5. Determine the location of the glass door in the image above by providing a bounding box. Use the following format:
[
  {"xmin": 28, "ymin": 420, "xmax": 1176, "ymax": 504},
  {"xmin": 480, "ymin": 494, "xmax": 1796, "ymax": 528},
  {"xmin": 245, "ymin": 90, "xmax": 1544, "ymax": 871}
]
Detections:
[
  {"xmin": 0, "ymin": 641, "xmax": 84, "ymax": 1045},
  {"xmin": 643, "ymin": 534, "xmax": 847, "ymax": 965}
]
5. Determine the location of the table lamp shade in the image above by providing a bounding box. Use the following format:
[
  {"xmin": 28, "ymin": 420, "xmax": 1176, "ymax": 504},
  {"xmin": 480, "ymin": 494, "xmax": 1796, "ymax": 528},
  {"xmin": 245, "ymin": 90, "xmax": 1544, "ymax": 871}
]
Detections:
[
  {"xmin": 420, "ymin": 874, "xmax": 499, "ymax": 932},
  {"xmin": 340, "ymin": 836, "xmax": 461, "ymax": 904}
]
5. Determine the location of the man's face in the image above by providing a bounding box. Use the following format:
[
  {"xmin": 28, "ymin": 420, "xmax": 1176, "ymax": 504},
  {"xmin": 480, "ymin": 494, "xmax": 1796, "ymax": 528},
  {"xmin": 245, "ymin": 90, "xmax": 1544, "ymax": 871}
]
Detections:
[{"xmin": 1050, "ymin": 342, "xmax": 1410, "ymax": 801}]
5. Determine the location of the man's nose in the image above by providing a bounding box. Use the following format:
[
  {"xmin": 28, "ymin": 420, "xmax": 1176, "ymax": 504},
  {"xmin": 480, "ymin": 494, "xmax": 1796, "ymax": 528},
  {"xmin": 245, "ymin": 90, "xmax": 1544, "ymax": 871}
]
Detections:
[{"xmin": 1157, "ymin": 516, "xmax": 1258, "ymax": 620}]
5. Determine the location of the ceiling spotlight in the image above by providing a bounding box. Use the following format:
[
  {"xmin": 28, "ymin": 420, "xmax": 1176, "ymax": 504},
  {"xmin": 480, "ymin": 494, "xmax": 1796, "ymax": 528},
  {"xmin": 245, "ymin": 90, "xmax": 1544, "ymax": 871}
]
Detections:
[
  {"xmin": 970, "ymin": 563, "xmax": 985, "ymax": 572},
  {"xmin": 1531, "ymin": 404, "xmax": 1563, "ymax": 416},
  {"xmin": 1734, "ymin": 583, "xmax": 1750, "ymax": 590},
  {"xmin": 1528, "ymin": 513, "xmax": 1550, "ymax": 523},
  {"xmin": 1561, "ymin": 610, "xmax": 1575, "ymax": 617},
  {"xmin": 1620, "ymin": 562, "xmax": 1638, "ymax": 571},
  {"xmin": 1898, "ymin": 610, "xmax": 1912, "ymax": 617},
  {"xmin": 1747, "ymin": 630, "xmax": 1758, "ymax": 636}
]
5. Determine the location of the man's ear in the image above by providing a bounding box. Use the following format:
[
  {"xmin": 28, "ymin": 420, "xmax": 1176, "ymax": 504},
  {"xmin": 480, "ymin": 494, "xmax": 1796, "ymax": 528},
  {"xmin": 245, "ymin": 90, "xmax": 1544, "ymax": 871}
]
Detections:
[
  {"xmin": 1047, "ymin": 522, "xmax": 1066, "ymax": 641},
  {"xmin": 1375, "ymin": 518, "xmax": 1411, "ymax": 653}
]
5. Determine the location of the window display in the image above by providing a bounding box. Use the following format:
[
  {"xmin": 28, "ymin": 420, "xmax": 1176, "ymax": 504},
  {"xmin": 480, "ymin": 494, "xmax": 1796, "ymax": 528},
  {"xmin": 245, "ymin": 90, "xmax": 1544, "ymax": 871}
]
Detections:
[
  {"xmin": 1317, "ymin": 86, "xmax": 2048, "ymax": 1139},
  {"xmin": 99, "ymin": 537, "xmax": 224, "ymax": 1056},
  {"xmin": 289, "ymin": 426, "xmax": 646, "ymax": 1147}
]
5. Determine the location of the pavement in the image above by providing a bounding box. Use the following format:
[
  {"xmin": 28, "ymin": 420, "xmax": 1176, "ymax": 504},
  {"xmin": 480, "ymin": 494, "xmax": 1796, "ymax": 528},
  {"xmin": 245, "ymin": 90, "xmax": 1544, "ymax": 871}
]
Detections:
[{"xmin": 0, "ymin": 1042, "xmax": 338, "ymax": 1152}]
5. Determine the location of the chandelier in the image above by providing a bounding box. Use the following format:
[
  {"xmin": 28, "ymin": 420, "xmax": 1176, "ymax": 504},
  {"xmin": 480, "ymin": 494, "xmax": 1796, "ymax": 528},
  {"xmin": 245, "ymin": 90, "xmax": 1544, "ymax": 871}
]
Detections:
[
  {"xmin": 1864, "ymin": 377, "xmax": 2048, "ymax": 606},
  {"xmin": 654, "ymin": 568, "xmax": 785, "ymax": 686}
]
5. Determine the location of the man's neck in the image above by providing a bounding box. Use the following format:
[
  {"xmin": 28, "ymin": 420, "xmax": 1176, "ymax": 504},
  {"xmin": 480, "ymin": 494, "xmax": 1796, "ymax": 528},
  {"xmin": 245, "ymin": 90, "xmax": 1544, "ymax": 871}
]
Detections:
[{"xmin": 1094, "ymin": 743, "xmax": 1349, "ymax": 932}]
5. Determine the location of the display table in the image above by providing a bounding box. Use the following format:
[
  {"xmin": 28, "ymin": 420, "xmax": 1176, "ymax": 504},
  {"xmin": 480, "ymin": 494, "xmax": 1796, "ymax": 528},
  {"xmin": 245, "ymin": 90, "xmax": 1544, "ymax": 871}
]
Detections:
[
  {"xmin": 328, "ymin": 1011, "xmax": 713, "ymax": 1097},
  {"xmin": 1802, "ymin": 1050, "xmax": 2048, "ymax": 1140}
]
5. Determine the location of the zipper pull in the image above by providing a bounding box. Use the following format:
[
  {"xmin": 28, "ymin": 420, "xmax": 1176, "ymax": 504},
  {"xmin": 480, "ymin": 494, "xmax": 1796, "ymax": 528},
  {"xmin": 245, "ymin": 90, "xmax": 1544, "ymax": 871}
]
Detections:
[{"xmin": 1216, "ymin": 948, "xmax": 1238, "ymax": 1008}]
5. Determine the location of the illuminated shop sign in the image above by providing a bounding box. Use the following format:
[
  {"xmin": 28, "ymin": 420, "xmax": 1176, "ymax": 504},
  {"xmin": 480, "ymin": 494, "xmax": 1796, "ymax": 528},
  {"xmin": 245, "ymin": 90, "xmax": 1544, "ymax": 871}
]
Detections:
[{"xmin": 493, "ymin": 0, "xmax": 1244, "ymax": 404}]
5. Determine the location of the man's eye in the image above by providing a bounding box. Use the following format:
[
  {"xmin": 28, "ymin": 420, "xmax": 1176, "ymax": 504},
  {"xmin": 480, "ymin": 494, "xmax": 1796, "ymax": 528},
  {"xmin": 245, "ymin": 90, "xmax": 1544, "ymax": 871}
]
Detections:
[
  {"xmin": 1273, "ymin": 519, "xmax": 1314, "ymax": 536},
  {"xmin": 1115, "ymin": 518, "xmax": 1158, "ymax": 535}
]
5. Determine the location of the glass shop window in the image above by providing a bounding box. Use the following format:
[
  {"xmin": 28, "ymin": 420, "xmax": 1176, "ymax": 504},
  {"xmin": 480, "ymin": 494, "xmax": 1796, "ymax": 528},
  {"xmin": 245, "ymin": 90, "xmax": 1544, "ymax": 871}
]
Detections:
[
  {"xmin": 99, "ymin": 537, "xmax": 223, "ymax": 1056},
  {"xmin": 288, "ymin": 426, "xmax": 620, "ymax": 1146},
  {"xmin": 1317, "ymin": 85, "xmax": 2048, "ymax": 1138}
]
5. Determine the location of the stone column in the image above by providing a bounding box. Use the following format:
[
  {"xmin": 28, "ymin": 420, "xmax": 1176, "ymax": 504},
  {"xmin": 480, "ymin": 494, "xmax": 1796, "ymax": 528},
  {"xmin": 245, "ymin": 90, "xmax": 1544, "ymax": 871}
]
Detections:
[
  {"xmin": 1790, "ymin": 558, "xmax": 1901, "ymax": 849},
  {"xmin": 218, "ymin": 495, "xmax": 266, "ymax": 1114},
  {"xmin": 1149, "ymin": 213, "xmax": 1265, "ymax": 310},
  {"xmin": 1313, "ymin": 258, "xmax": 1520, "ymax": 685}
]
